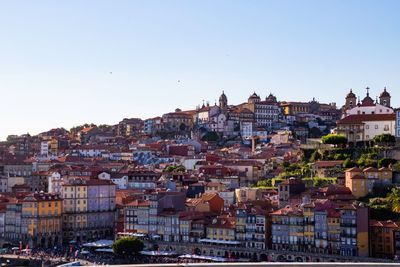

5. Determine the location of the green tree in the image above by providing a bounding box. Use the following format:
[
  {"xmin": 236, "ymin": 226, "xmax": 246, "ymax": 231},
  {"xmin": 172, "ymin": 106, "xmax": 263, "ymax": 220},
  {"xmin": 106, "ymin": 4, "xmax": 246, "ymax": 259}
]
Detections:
[
  {"xmin": 357, "ymin": 153, "xmax": 378, "ymax": 168},
  {"xmin": 378, "ymin": 158, "xmax": 397, "ymax": 168},
  {"xmin": 310, "ymin": 150, "xmax": 321, "ymax": 162},
  {"xmin": 112, "ymin": 237, "xmax": 144, "ymax": 257},
  {"xmin": 164, "ymin": 166, "xmax": 176, "ymax": 172},
  {"xmin": 175, "ymin": 165, "xmax": 186, "ymax": 172},
  {"xmin": 388, "ymin": 188, "xmax": 400, "ymax": 213},
  {"xmin": 164, "ymin": 165, "xmax": 186, "ymax": 173},
  {"xmin": 255, "ymin": 179, "xmax": 273, "ymax": 188},
  {"xmin": 333, "ymin": 153, "xmax": 349, "ymax": 160},
  {"xmin": 313, "ymin": 177, "xmax": 336, "ymax": 187},
  {"xmin": 368, "ymin": 197, "xmax": 397, "ymax": 220},
  {"xmin": 373, "ymin": 134, "xmax": 396, "ymax": 147},
  {"xmin": 282, "ymin": 161, "xmax": 290, "ymax": 169},
  {"xmin": 372, "ymin": 184, "xmax": 394, "ymax": 198},
  {"xmin": 393, "ymin": 162, "xmax": 400, "ymax": 172},
  {"xmin": 201, "ymin": 131, "xmax": 220, "ymax": 142},
  {"xmin": 321, "ymin": 134, "xmax": 347, "ymax": 147},
  {"xmin": 343, "ymin": 158, "xmax": 356, "ymax": 168},
  {"xmin": 300, "ymin": 164, "xmax": 311, "ymax": 176}
]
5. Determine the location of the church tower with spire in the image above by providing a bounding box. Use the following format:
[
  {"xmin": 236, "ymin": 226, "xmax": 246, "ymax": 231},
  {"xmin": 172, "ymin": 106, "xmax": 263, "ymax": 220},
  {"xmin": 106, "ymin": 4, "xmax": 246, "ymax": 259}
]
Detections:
[
  {"xmin": 345, "ymin": 89, "xmax": 357, "ymax": 110},
  {"xmin": 219, "ymin": 90, "xmax": 228, "ymax": 109},
  {"xmin": 361, "ymin": 87, "xmax": 374, "ymax": 106},
  {"xmin": 379, "ymin": 87, "xmax": 391, "ymax": 107}
]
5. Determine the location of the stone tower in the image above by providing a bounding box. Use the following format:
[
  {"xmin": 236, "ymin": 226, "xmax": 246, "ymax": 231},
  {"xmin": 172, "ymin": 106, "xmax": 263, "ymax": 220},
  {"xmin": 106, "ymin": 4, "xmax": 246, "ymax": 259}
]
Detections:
[
  {"xmin": 219, "ymin": 90, "xmax": 228, "ymax": 109},
  {"xmin": 345, "ymin": 89, "xmax": 357, "ymax": 110},
  {"xmin": 379, "ymin": 87, "xmax": 391, "ymax": 107}
]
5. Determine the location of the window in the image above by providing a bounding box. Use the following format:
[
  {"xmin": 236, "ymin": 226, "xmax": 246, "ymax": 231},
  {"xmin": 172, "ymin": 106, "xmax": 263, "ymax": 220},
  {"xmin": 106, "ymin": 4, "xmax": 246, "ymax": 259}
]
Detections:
[{"xmin": 375, "ymin": 125, "xmax": 378, "ymax": 129}]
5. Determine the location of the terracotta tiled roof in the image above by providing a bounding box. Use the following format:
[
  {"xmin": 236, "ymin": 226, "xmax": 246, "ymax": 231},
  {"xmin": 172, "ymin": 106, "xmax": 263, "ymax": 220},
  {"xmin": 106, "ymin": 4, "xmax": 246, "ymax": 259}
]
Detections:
[
  {"xmin": 270, "ymin": 205, "xmax": 303, "ymax": 216},
  {"xmin": 208, "ymin": 215, "xmax": 236, "ymax": 229},
  {"xmin": 363, "ymin": 167, "xmax": 378, "ymax": 172},
  {"xmin": 201, "ymin": 192, "xmax": 220, "ymax": 201},
  {"xmin": 314, "ymin": 160, "xmax": 344, "ymax": 168},
  {"xmin": 370, "ymin": 220, "xmax": 400, "ymax": 228},
  {"xmin": 126, "ymin": 200, "xmax": 150, "ymax": 207},
  {"xmin": 318, "ymin": 184, "xmax": 352, "ymax": 195},
  {"xmin": 346, "ymin": 167, "xmax": 363, "ymax": 172},
  {"xmin": 338, "ymin": 113, "xmax": 395, "ymax": 124}
]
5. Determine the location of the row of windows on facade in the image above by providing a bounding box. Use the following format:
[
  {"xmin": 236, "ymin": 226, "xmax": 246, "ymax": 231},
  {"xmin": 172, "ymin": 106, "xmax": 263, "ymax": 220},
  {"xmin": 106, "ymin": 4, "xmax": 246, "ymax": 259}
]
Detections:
[
  {"xmin": 255, "ymin": 109, "xmax": 280, "ymax": 113},
  {"xmin": 342, "ymin": 124, "xmax": 391, "ymax": 130},
  {"xmin": 24, "ymin": 202, "xmax": 59, "ymax": 208},
  {"xmin": 207, "ymin": 229, "xmax": 235, "ymax": 236},
  {"xmin": 255, "ymin": 117, "xmax": 279, "ymax": 121},
  {"xmin": 272, "ymin": 236, "xmax": 357, "ymax": 246},
  {"xmin": 22, "ymin": 210, "xmax": 59, "ymax": 216},
  {"xmin": 356, "ymin": 109, "xmax": 391, "ymax": 115}
]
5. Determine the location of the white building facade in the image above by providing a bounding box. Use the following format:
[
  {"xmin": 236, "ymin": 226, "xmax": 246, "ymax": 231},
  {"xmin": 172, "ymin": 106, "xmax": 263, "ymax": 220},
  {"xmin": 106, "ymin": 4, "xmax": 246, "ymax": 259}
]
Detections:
[{"xmin": 396, "ymin": 109, "xmax": 400, "ymax": 139}]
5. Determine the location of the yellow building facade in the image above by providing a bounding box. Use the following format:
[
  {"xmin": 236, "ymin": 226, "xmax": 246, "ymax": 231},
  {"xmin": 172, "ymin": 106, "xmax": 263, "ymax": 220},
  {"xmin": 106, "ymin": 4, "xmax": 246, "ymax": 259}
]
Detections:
[
  {"xmin": 22, "ymin": 192, "xmax": 63, "ymax": 247},
  {"xmin": 206, "ymin": 216, "xmax": 236, "ymax": 241},
  {"xmin": 345, "ymin": 167, "xmax": 368, "ymax": 198}
]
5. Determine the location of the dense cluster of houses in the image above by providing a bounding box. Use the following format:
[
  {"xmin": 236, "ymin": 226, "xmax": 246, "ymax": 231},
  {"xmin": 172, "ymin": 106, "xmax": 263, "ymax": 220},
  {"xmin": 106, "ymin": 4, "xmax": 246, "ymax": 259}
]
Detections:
[{"xmin": 0, "ymin": 88, "xmax": 399, "ymax": 261}]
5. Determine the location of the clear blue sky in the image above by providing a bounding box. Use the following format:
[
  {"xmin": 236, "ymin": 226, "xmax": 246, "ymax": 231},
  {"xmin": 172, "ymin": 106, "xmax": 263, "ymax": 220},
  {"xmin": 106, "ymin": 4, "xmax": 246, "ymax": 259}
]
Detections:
[{"xmin": 1, "ymin": 0, "xmax": 399, "ymax": 140}]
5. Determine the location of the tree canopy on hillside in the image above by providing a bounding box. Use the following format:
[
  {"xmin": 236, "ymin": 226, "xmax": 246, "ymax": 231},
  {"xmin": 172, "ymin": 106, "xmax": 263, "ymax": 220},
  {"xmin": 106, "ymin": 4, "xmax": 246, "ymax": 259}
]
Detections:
[
  {"xmin": 112, "ymin": 237, "xmax": 144, "ymax": 257},
  {"xmin": 373, "ymin": 134, "xmax": 396, "ymax": 147},
  {"xmin": 321, "ymin": 134, "xmax": 347, "ymax": 147}
]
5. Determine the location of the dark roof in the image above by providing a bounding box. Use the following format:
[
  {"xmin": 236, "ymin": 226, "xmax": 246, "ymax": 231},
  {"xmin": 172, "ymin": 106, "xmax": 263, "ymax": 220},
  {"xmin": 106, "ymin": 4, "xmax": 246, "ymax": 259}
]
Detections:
[
  {"xmin": 346, "ymin": 89, "xmax": 356, "ymax": 99},
  {"xmin": 380, "ymin": 88, "xmax": 391, "ymax": 98}
]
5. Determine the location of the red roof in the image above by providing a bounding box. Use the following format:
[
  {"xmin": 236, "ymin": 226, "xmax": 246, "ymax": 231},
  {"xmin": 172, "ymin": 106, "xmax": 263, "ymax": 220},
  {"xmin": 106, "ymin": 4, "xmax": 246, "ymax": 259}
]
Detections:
[
  {"xmin": 271, "ymin": 205, "xmax": 303, "ymax": 216},
  {"xmin": 363, "ymin": 167, "xmax": 378, "ymax": 172},
  {"xmin": 126, "ymin": 200, "xmax": 150, "ymax": 207},
  {"xmin": 314, "ymin": 160, "xmax": 344, "ymax": 168},
  {"xmin": 338, "ymin": 113, "xmax": 395, "ymax": 124},
  {"xmin": 370, "ymin": 220, "xmax": 400, "ymax": 228},
  {"xmin": 346, "ymin": 167, "xmax": 363, "ymax": 172}
]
